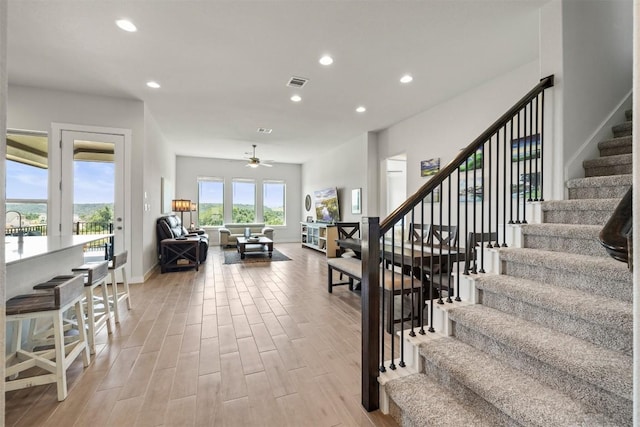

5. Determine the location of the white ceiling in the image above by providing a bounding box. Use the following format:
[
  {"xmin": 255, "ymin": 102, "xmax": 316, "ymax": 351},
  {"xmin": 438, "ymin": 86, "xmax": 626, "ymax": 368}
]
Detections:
[{"xmin": 7, "ymin": 1, "xmax": 545, "ymax": 165}]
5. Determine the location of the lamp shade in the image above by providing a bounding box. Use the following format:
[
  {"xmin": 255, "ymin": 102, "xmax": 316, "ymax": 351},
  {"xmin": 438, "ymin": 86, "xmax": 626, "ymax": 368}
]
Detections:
[
  {"xmin": 171, "ymin": 199, "xmax": 191, "ymax": 212},
  {"xmin": 191, "ymin": 202, "xmax": 197, "ymax": 212}
]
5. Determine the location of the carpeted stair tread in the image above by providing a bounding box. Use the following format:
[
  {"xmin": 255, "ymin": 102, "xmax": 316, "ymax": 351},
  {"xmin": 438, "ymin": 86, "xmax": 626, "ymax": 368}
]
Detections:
[
  {"xmin": 385, "ymin": 373, "xmax": 497, "ymax": 426},
  {"xmin": 612, "ymin": 121, "xmax": 632, "ymax": 137},
  {"xmin": 418, "ymin": 337, "xmax": 619, "ymax": 426},
  {"xmin": 583, "ymin": 153, "xmax": 632, "ymax": 168},
  {"xmin": 566, "ymin": 174, "xmax": 632, "ymax": 189},
  {"xmin": 447, "ymin": 305, "xmax": 632, "ymax": 400},
  {"xmin": 499, "ymin": 247, "xmax": 631, "ymax": 282},
  {"xmin": 520, "ymin": 223, "xmax": 606, "ymax": 256},
  {"xmin": 473, "ymin": 274, "xmax": 632, "ymax": 335},
  {"xmin": 522, "ymin": 223, "xmax": 600, "ymax": 237},
  {"xmin": 541, "ymin": 198, "xmax": 618, "ymax": 212},
  {"xmin": 498, "ymin": 247, "xmax": 632, "ymax": 301},
  {"xmin": 565, "ymin": 174, "xmax": 632, "ymax": 199},
  {"xmin": 583, "ymin": 153, "xmax": 632, "ymax": 177},
  {"xmin": 539, "ymin": 200, "xmax": 617, "ymax": 225},
  {"xmin": 598, "ymin": 135, "xmax": 632, "ymax": 156}
]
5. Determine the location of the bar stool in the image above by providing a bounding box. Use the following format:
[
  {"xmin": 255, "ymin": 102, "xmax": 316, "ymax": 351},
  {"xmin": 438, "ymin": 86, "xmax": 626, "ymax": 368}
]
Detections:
[
  {"xmin": 29, "ymin": 275, "xmax": 80, "ymax": 349},
  {"xmin": 5, "ymin": 275, "xmax": 90, "ymax": 401},
  {"xmin": 71, "ymin": 261, "xmax": 112, "ymax": 354},
  {"xmin": 107, "ymin": 251, "xmax": 131, "ymax": 323}
]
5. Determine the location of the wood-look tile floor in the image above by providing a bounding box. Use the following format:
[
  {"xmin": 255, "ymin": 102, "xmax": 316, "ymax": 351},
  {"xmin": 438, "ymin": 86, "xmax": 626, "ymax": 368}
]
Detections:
[{"xmin": 5, "ymin": 243, "xmax": 399, "ymax": 427}]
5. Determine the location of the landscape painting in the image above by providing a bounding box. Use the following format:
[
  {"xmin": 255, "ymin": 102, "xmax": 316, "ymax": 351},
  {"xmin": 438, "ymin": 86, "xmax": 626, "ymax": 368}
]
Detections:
[
  {"xmin": 421, "ymin": 158, "xmax": 440, "ymax": 177},
  {"xmin": 459, "ymin": 176, "xmax": 483, "ymax": 203},
  {"xmin": 511, "ymin": 134, "xmax": 541, "ymax": 162}
]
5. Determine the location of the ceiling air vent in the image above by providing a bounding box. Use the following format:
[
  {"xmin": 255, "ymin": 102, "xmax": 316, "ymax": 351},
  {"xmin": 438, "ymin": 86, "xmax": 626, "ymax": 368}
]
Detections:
[
  {"xmin": 286, "ymin": 76, "xmax": 309, "ymax": 88},
  {"xmin": 257, "ymin": 128, "xmax": 273, "ymax": 134}
]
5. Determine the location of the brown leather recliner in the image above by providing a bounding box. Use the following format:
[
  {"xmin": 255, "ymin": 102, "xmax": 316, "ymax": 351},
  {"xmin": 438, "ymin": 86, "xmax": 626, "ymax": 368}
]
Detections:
[{"xmin": 156, "ymin": 215, "xmax": 209, "ymax": 263}]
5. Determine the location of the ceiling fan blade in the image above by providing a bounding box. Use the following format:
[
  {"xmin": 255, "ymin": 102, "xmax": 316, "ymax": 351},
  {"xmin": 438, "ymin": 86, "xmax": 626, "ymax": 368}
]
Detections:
[{"xmin": 261, "ymin": 163, "xmax": 273, "ymax": 167}]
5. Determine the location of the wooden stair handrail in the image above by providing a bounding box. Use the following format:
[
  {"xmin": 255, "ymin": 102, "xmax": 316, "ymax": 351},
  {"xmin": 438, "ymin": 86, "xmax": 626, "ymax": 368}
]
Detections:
[{"xmin": 599, "ymin": 186, "xmax": 632, "ymax": 269}]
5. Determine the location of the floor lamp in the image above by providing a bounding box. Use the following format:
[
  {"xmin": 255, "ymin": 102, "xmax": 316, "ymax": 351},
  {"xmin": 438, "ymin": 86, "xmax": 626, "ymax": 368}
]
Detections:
[{"xmin": 172, "ymin": 199, "xmax": 191, "ymax": 226}]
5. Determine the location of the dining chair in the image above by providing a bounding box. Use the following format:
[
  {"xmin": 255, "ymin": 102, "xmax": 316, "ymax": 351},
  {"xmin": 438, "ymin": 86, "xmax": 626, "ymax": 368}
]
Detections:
[
  {"xmin": 409, "ymin": 223, "xmax": 431, "ymax": 244},
  {"xmin": 424, "ymin": 225, "xmax": 459, "ymax": 273},
  {"xmin": 335, "ymin": 222, "xmax": 361, "ymax": 258},
  {"xmin": 465, "ymin": 231, "xmax": 498, "ymax": 274}
]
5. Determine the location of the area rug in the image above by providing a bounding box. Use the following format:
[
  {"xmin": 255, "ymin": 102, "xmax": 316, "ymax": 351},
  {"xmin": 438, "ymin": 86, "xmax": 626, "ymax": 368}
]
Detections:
[{"xmin": 223, "ymin": 248, "xmax": 291, "ymax": 264}]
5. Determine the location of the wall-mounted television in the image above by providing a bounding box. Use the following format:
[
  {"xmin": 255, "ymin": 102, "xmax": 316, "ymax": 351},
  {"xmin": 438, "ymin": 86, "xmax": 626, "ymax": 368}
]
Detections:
[{"xmin": 314, "ymin": 187, "xmax": 340, "ymax": 223}]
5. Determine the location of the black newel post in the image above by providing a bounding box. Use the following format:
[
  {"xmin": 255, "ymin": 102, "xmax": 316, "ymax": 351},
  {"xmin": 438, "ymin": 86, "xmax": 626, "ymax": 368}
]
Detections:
[{"xmin": 361, "ymin": 217, "xmax": 380, "ymax": 411}]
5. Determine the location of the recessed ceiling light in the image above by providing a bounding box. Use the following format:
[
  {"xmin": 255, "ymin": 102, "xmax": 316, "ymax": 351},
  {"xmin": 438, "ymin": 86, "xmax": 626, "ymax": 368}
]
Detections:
[
  {"xmin": 146, "ymin": 81, "xmax": 160, "ymax": 89},
  {"xmin": 116, "ymin": 19, "xmax": 137, "ymax": 32},
  {"xmin": 400, "ymin": 74, "xmax": 413, "ymax": 84},
  {"xmin": 319, "ymin": 55, "xmax": 334, "ymax": 66},
  {"xmin": 356, "ymin": 106, "xmax": 366, "ymax": 113},
  {"xmin": 290, "ymin": 95, "xmax": 302, "ymax": 102}
]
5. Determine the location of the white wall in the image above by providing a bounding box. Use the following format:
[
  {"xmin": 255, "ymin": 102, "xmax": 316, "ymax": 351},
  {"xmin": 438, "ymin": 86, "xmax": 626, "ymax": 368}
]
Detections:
[
  {"xmin": 143, "ymin": 106, "xmax": 175, "ymax": 278},
  {"xmin": 302, "ymin": 133, "xmax": 371, "ymax": 224},
  {"xmin": 377, "ymin": 61, "xmax": 540, "ymax": 215},
  {"xmin": 175, "ymin": 156, "xmax": 302, "ymax": 244},
  {"xmin": 7, "ymin": 85, "xmax": 148, "ymax": 282},
  {"xmin": 561, "ymin": 0, "xmax": 633, "ymax": 181}
]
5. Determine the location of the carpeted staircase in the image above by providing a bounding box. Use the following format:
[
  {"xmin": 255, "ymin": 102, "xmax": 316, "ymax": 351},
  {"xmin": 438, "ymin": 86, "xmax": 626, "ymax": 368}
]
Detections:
[{"xmin": 384, "ymin": 110, "xmax": 633, "ymax": 426}]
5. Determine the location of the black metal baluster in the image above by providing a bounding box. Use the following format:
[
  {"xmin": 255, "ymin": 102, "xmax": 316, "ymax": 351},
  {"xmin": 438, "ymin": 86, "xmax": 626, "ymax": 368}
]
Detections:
[
  {"xmin": 409, "ymin": 209, "xmax": 416, "ymax": 337},
  {"xmin": 456, "ymin": 169, "xmax": 462, "ymax": 301},
  {"xmin": 389, "ymin": 229, "xmax": 396, "ymax": 370},
  {"xmin": 502, "ymin": 125, "xmax": 508, "ymax": 247},
  {"xmin": 533, "ymin": 96, "xmax": 541, "ymax": 201},
  {"xmin": 437, "ymin": 183, "xmax": 444, "ymax": 305},
  {"xmin": 480, "ymin": 142, "xmax": 486, "ymax": 273},
  {"xmin": 446, "ymin": 177, "xmax": 452, "ymax": 303},
  {"xmin": 522, "ymin": 103, "xmax": 529, "ymax": 224},
  {"xmin": 463, "ymin": 162, "xmax": 470, "ymax": 275},
  {"xmin": 419, "ymin": 199, "xmax": 426, "ymax": 335},
  {"xmin": 428, "ymin": 199, "xmax": 435, "ymax": 333},
  {"xmin": 399, "ymin": 218, "xmax": 406, "ymax": 368},
  {"xmin": 380, "ymin": 236, "xmax": 386, "ymax": 372},
  {"xmin": 472, "ymin": 150, "xmax": 478, "ymax": 274},
  {"xmin": 540, "ymin": 91, "xmax": 545, "ymax": 201},
  {"xmin": 494, "ymin": 131, "xmax": 499, "ymax": 248},
  {"xmin": 515, "ymin": 110, "xmax": 522, "ymax": 224},
  {"xmin": 509, "ymin": 118, "xmax": 514, "ymax": 225},
  {"xmin": 528, "ymin": 100, "xmax": 534, "ymax": 203}
]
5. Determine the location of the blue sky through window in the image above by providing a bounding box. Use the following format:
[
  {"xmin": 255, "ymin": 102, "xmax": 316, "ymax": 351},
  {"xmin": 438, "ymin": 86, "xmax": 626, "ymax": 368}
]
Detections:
[
  {"xmin": 74, "ymin": 161, "xmax": 114, "ymax": 204},
  {"xmin": 6, "ymin": 160, "xmax": 47, "ymax": 200}
]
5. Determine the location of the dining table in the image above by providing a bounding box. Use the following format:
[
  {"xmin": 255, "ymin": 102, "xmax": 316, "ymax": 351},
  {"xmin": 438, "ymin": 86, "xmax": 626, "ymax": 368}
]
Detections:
[{"xmin": 335, "ymin": 237, "xmax": 466, "ymax": 286}]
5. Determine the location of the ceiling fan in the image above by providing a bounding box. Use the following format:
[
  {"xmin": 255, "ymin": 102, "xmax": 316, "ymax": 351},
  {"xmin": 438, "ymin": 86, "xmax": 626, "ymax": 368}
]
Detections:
[{"xmin": 244, "ymin": 144, "xmax": 272, "ymax": 168}]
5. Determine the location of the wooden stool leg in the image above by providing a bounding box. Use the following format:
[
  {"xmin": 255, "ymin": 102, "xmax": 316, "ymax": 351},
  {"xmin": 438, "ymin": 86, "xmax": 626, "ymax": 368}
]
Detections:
[
  {"xmin": 85, "ymin": 291, "xmax": 96, "ymax": 355},
  {"xmin": 110, "ymin": 270, "xmax": 121, "ymax": 323},
  {"xmin": 53, "ymin": 311, "xmax": 68, "ymax": 401},
  {"xmin": 100, "ymin": 280, "xmax": 113, "ymax": 334},
  {"xmin": 122, "ymin": 267, "xmax": 131, "ymax": 310},
  {"xmin": 75, "ymin": 299, "xmax": 90, "ymax": 367}
]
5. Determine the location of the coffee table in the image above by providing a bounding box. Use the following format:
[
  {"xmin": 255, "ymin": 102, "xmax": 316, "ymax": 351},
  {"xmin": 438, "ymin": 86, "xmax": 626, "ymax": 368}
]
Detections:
[{"xmin": 236, "ymin": 236, "xmax": 274, "ymax": 259}]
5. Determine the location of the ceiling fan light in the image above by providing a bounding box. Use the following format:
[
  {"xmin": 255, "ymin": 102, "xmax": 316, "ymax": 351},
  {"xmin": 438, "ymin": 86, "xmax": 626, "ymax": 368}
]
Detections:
[{"xmin": 249, "ymin": 162, "xmax": 259, "ymax": 168}]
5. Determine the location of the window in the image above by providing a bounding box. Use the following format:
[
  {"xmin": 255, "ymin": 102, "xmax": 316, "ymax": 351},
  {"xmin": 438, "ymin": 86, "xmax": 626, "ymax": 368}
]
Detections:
[
  {"xmin": 232, "ymin": 179, "xmax": 255, "ymax": 223},
  {"xmin": 263, "ymin": 181, "xmax": 285, "ymax": 225},
  {"xmin": 198, "ymin": 178, "xmax": 224, "ymax": 226},
  {"xmin": 6, "ymin": 131, "xmax": 49, "ymax": 236}
]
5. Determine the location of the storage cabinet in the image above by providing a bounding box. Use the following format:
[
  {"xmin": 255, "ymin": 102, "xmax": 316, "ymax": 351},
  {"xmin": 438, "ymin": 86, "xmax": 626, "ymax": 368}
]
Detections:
[{"xmin": 301, "ymin": 222, "xmax": 337, "ymax": 255}]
